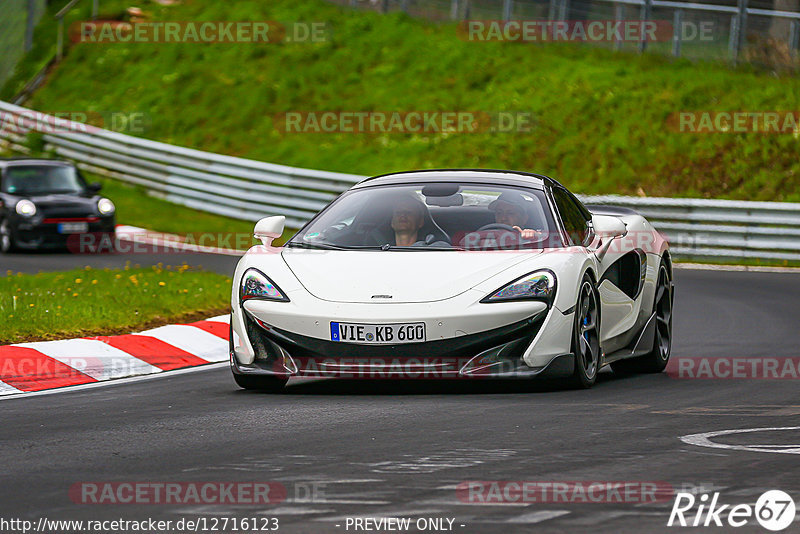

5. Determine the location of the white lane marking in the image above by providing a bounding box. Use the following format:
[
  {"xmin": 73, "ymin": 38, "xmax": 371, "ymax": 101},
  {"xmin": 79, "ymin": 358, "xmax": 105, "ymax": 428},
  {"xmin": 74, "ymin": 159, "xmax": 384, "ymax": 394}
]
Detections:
[
  {"xmin": 675, "ymin": 262, "xmax": 800, "ymax": 273},
  {"xmin": 15, "ymin": 338, "xmax": 161, "ymax": 380},
  {"xmin": 0, "ymin": 362, "xmax": 227, "ymax": 401},
  {"xmin": 680, "ymin": 427, "xmax": 800, "ymax": 454},
  {"xmin": 257, "ymin": 507, "xmax": 335, "ymax": 515},
  {"xmin": 363, "ymin": 449, "xmax": 519, "ymax": 474},
  {"xmin": 415, "ymin": 498, "xmax": 529, "ymax": 507},
  {"xmin": 0, "ymin": 381, "xmax": 22, "ymax": 396},
  {"xmin": 505, "ymin": 510, "xmax": 570, "ymax": 523},
  {"xmin": 135, "ymin": 325, "xmax": 228, "ymax": 362},
  {"xmin": 305, "ymin": 499, "xmax": 392, "ymax": 505}
]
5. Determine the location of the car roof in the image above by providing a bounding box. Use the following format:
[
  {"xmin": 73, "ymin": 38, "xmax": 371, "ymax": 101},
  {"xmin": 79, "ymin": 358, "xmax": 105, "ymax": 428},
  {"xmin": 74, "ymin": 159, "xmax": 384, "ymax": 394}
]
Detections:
[
  {"xmin": 0, "ymin": 158, "xmax": 74, "ymax": 169},
  {"xmin": 353, "ymin": 169, "xmax": 565, "ymax": 190}
]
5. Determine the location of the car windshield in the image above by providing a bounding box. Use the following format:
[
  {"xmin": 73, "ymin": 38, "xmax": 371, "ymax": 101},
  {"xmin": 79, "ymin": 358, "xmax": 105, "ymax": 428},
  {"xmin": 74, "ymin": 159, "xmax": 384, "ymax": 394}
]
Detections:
[
  {"xmin": 2, "ymin": 165, "xmax": 86, "ymax": 195},
  {"xmin": 289, "ymin": 182, "xmax": 563, "ymax": 251}
]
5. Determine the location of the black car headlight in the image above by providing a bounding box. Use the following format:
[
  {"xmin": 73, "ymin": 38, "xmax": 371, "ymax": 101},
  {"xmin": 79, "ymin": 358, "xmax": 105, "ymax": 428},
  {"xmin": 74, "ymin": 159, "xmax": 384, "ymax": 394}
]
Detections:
[
  {"xmin": 481, "ymin": 270, "xmax": 556, "ymax": 304},
  {"xmin": 15, "ymin": 199, "xmax": 36, "ymax": 217},
  {"xmin": 240, "ymin": 268, "xmax": 289, "ymax": 303}
]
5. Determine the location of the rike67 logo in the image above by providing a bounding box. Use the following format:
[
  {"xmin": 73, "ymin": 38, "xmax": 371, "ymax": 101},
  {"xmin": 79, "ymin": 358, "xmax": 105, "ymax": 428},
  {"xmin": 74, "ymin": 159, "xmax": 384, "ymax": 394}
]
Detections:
[{"xmin": 668, "ymin": 490, "xmax": 796, "ymax": 531}]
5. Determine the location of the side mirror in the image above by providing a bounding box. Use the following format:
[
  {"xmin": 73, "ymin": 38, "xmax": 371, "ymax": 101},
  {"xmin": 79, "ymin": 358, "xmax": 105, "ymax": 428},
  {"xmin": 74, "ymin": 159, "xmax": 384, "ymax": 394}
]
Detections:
[
  {"xmin": 592, "ymin": 215, "xmax": 627, "ymax": 239},
  {"xmin": 87, "ymin": 182, "xmax": 102, "ymax": 193},
  {"xmin": 254, "ymin": 216, "xmax": 285, "ymax": 246},
  {"xmin": 591, "ymin": 215, "xmax": 627, "ymax": 260}
]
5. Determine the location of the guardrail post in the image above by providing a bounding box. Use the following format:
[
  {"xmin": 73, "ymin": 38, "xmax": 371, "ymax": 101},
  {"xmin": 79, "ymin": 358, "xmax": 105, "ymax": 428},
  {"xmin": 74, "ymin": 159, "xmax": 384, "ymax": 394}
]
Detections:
[
  {"xmin": 380, "ymin": 0, "xmax": 389, "ymax": 13},
  {"xmin": 614, "ymin": 3, "xmax": 623, "ymax": 50},
  {"xmin": 349, "ymin": 0, "xmax": 357, "ymax": 8},
  {"xmin": 502, "ymin": 0, "xmax": 513, "ymax": 21},
  {"xmin": 638, "ymin": 0, "xmax": 652, "ymax": 53},
  {"xmin": 558, "ymin": 0, "xmax": 569, "ymax": 21},
  {"xmin": 451, "ymin": 0, "xmax": 459, "ymax": 20},
  {"xmin": 56, "ymin": 16, "xmax": 65, "ymax": 61},
  {"xmin": 734, "ymin": 0, "xmax": 748, "ymax": 62},
  {"xmin": 728, "ymin": 14, "xmax": 739, "ymax": 62},
  {"xmin": 672, "ymin": 9, "xmax": 683, "ymax": 56},
  {"xmin": 400, "ymin": 0, "xmax": 408, "ymax": 13},
  {"xmin": 548, "ymin": 0, "xmax": 557, "ymax": 20},
  {"xmin": 463, "ymin": 0, "xmax": 470, "ymax": 20},
  {"xmin": 25, "ymin": 0, "xmax": 36, "ymax": 52},
  {"xmin": 789, "ymin": 20, "xmax": 799, "ymax": 57},
  {"xmin": 92, "ymin": 0, "xmax": 99, "ymax": 19}
]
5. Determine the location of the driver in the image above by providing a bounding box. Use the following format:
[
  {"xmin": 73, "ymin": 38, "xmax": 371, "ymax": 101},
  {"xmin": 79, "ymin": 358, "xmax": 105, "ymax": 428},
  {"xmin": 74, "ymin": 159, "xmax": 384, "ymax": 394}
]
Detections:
[
  {"xmin": 488, "ymin": 192, "xmax": 542, "ymax": 240},
  {"xmin": 390, "ymin": 194, "xmax": 427, "ymax": 246}
]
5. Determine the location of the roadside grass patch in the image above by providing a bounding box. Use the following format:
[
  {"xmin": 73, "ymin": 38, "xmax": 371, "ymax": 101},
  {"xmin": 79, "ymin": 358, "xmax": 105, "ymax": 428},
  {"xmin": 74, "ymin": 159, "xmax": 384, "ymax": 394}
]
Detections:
[
  {"xmin": 6, "ymin": 0, "xmax": 800, "ymax": 200},
  {"xmin": 0, "ymin": 265, "xmax": 231, "ymax": 344}
]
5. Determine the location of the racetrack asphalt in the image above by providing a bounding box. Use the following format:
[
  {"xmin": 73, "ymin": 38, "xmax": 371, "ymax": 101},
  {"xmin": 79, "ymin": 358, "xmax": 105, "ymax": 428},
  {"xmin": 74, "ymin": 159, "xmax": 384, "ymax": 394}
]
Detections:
[
  {"xmin": 1, "ymin": 258, "xmax": 799, "ymax": 533},
  {"xmin": 0, "ymin": 249, "xmax": 240, "ymax": 277}
]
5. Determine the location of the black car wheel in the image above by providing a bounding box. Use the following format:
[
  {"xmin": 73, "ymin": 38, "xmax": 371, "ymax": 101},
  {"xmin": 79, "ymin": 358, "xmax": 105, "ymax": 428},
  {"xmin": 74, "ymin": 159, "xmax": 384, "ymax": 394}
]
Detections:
[
  {"xmin": 0, "ymin": 220, "xmax": 16, "ymax": 253},
  {"xmin": 229, "ymin": 321, "xmax": 288, "ymax": 392},
  {"xmin": 611, "ymin": 259, "xmax": 673, "ymax": 374},
  {"xmin": 233, "ymin": 372, "xmax": 288, "ymax": 392},
  {"xmin": 569, "ymin": 274, "xmax": 601, "ymax": 389}
]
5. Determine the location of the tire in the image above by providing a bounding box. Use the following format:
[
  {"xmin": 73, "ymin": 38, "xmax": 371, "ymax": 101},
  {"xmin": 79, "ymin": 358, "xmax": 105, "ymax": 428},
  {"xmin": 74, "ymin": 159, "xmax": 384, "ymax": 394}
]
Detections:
[
  {"xmin": 0, "ymin": 219, "xmax": 16, "ymax": 253},
  {"xmin": 232, "ymin": 372, "xmax": 288, "ymax": 392},
  {"xmin": 611, "ymin": 259, "xmax": 673, "ymax": 375},
  {"xmin": 568, "ymin": 273, "xmax": 601, "ymax": 389},
  {"xmin": 229, "ymin": 320, "xmax": 288, "ymax": 392}
]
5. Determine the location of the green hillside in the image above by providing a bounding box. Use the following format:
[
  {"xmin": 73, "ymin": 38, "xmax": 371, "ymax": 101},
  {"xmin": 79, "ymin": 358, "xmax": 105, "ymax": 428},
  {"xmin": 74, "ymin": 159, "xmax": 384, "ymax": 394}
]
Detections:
[{"xmin": 5, "ymin": 0, "xmax": 800, "ymax": 200}]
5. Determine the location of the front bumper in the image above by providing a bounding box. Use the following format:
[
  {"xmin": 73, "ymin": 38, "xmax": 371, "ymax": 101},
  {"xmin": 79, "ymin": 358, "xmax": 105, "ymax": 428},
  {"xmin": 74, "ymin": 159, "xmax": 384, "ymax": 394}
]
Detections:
[
  {"xmin": 11, "ymin": 217, "xmax": 116, "ymax": 250},
  {"xmin": 231, "ymin": 308, "xmax": 575, "ymax": 380}
]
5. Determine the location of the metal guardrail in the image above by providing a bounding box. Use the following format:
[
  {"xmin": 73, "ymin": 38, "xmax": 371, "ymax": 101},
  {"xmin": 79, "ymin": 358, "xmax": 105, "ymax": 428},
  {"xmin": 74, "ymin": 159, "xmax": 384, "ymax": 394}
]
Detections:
[
  {"xmin": 0, "ymin": 101, "xmax": 361, "ymax": 229},
  {"xmin": 2, "ymin": 100, "xmax": 800, "ymax": 262}
]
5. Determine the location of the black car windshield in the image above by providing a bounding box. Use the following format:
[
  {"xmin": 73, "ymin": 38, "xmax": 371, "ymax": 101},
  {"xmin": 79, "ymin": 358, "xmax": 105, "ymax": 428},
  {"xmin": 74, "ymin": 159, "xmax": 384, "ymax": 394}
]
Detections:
[
  {"xmin": 288, "ymin": 182, "xmax": 563, "ymax": 251},
  {"xmin": 2, "ymin": 165, "xmax": 86, "ymax": 195}
]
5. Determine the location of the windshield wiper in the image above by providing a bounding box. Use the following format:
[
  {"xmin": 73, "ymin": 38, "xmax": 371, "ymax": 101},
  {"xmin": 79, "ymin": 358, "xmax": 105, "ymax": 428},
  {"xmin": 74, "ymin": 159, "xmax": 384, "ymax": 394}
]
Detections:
[
  {"xmin": 386, "ymin": 245, "xmax": 464, "ymax": 251},
  {"xmin": 286, "ymin": 242, "xmax": 379, "ymax": 251}
]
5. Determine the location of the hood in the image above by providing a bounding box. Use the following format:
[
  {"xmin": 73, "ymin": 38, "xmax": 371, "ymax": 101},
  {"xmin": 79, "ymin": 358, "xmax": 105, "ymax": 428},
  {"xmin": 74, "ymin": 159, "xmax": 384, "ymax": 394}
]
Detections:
[
  {"xmin": 24, "ymin": 193, "xmax": 96, "ymax": 206},
  {"xmin": 281, "ymin": 249, "xmax": 539, "ymax": 303}
]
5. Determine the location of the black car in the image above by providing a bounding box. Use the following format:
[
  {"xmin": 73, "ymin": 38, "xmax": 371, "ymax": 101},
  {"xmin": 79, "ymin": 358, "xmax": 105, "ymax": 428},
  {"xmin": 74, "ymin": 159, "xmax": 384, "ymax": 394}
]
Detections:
[{"xmin": 0, "ymin": 158, "xmax": 116, "ymax": 253}]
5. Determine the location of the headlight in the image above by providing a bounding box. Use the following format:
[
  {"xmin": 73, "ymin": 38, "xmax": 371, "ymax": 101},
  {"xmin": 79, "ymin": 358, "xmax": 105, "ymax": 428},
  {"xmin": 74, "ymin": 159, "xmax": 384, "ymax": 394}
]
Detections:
[
  {"xmin": 481, "ymin": 270, "xmax": 556, "ymax": 304},
  {"xmin": 240, "ymin": 268, "xmax": 289, "ymax": 302},
  {"xmin": 15, "ymin": 199, "xmax": 36, "ymax": 217},
  {"xmin": 97, "ymin": 198, "xmax": 115, "ymax": 215}
]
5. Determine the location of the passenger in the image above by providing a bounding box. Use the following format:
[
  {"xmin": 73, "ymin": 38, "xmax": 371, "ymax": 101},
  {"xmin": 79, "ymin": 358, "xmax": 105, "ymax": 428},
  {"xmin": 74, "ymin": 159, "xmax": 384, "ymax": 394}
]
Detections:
[{"xmin": 488, "ymin": 192, "xmax": 543, "ymax": 240}]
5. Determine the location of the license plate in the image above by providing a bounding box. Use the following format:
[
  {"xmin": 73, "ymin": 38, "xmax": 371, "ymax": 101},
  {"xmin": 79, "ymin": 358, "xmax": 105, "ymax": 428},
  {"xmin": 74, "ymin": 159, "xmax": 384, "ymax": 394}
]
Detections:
[
  {"xmin": 330, "ymin": 322, "xmax": 426, "ymax": 344},
  {"xmin": 58, "ymin": 222, "xmax": 89, "ymax": 234}
]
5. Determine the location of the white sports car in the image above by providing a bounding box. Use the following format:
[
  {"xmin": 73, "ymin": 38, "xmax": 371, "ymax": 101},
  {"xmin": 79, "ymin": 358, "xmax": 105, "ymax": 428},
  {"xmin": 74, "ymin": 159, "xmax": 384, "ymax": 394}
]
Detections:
[{"xmin": 229, "ymin": 170, "xmax": 673, "ymax": 390}]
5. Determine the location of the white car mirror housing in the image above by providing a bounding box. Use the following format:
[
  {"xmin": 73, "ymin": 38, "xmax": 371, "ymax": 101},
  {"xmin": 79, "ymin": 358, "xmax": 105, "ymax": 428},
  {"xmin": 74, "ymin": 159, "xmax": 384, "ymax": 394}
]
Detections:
[
  {"xmin": 591, "ymin": 215, "xmax": 627, "ymax": 260},
  {"xmin": 592, "ymin": 214, "xmax": 627, "ymax": 239},
  {"xmin": 254, "ymin": 216, "xmax": 285, "ymax": 246}
]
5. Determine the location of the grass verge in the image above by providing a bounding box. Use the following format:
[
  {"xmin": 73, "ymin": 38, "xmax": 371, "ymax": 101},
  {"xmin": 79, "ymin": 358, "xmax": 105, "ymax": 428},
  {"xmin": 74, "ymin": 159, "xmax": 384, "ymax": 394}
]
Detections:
[{"xmin": 0, "ymin": 265, "xmax": 231, "ymax": 344}]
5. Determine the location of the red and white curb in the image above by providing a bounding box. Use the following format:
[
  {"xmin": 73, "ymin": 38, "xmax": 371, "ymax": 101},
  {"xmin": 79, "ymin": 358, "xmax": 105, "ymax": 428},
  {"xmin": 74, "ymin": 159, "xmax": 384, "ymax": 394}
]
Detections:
[
  {"xmin": 115, "ymin": 225, "xmax": 245, "ymax": 256},
  {"xmin": 0, "ymin": 315, "xmax": 230, "ymax": 396}
]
